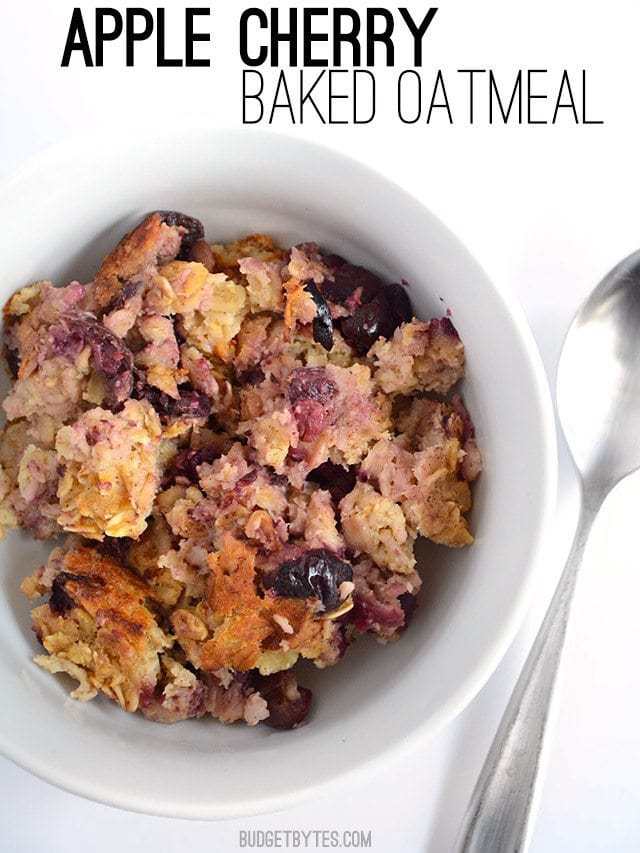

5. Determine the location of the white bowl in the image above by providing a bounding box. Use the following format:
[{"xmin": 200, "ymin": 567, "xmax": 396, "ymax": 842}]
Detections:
[{"xmin": 0, "ymin": 130, "xmax": 557, "ymax": 819}]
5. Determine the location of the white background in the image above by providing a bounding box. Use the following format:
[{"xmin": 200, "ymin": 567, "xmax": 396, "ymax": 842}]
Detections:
[{"xmin": 1, "ymin": 1, "xmax": 639, "ymax": 850}]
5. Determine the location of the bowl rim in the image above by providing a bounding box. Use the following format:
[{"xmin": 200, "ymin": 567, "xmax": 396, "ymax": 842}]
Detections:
[{"xmin": 0, "ymin": 127, "xmax": 558, "ymax": 819}]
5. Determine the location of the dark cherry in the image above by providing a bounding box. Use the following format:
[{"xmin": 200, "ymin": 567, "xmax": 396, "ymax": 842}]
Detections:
[
  {"xmin": 398, "ymin": 593, "xmax": 418, "ymax": 630},
  {"xmin": 271, "ymin": 548, "xmax": 352, "ymax": 611},
  {"xmin": 292, "ymin": 400, "xmax": 327, "ymax": 442},
  {"xmin": 166, "ymin": 445, "xmax": 221, "ymax": 485},
  {"xmin": 304, "ymin": 281, "xmax": 334, "ymax": 351},
  {"xmin": 288, "ymin": 367, "xmax": 337, "ymax": 405},
  {"xmin": 49, "ymin": 315, "xmax": 134, "ymax": 408},
  {"xmin": 236, "ymin": 366, "xmax": 265, "ymax": 386},
  {"xmin": 304, "ymin": 254, "xmax": 414, "ymax": 355},
  {"xmin": 287, "ymin": 446, "xmax": 307, "ymax": 463},
  {"xmin": 156, "ymin": 211, "xmax": 205, "ymax": 259},
  {"xmin": 321, "ymin": 252, "xmax": 347, "ymax": 271},
  {"xmin": 386, "ymin": 282, "xmax": 414, "ymax": 325},
  {"xmin": 133, "ymin": 374, "xmax": 211, "ymax": 421},
  {"xmin": 288, "ymin": 368, "xmax": 337, "ymax": 441},
  {"xmin": 269, "ymin": 472, "xmax": 289, "ymax": 488},
  {"xmin": 103, "ymin": 280, "xmax": 141, "ymax": 315},
  {"xmin": 307, "ymin": 461, "xmax": 357, "ymax": 504},
  {"xmin": 48, "ymin": 318, "xmax": 90, "ymax": 362},
  {"xmin": 84, "ymin": 322, "xmax": 134, "ymax": 406},
  {"xmin": 340, "ymin": 295, "xmax": 394, "ymax": 355},
  {"xmin": 255, "ymin": 672, "xmax": 313, "ymax": 730},
  {"xmin": 320, "ymin": 262, "xmax": 384, "ymax": 305},
  {"xmin": 350, "ymin": 595, "xmax": 405, "ymax": 635},
  {"xmin": 340, "ymin": 283, "xmax": 413, "ymax": 355},
  {"xmin": 235, "ymin": 469, "xmax": 259, "ymax": 490}
]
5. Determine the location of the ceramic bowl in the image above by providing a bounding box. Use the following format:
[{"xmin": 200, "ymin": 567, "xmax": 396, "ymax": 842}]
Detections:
[{"xmin": 0, "ymin": 130, "xmax": 557, "ymax": 818}]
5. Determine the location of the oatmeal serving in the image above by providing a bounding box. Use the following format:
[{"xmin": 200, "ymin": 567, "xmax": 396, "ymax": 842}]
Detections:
[{"xmin": 1, "ymin": 211, "xmax": 482, "ymax": 729}]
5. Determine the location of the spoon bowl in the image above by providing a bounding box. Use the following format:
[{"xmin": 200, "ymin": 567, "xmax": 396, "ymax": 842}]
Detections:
[{"xmin": 557, "ymin": 249, "xmax": 640, "ymax": 493}]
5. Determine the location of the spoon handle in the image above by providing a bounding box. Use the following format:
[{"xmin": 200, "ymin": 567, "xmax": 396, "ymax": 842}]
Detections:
[{"xmin": 456, "ymin": 496, "xmax": 601, "ymax": 853}]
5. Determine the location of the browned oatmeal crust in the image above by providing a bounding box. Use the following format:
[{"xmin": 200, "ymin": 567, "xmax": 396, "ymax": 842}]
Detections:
[
  {"xmin": 210, "ymin": 234, "xmax": 286, "ymax": 281},
  {"xmin": 24, "ymin": 545, "xmax": 170, "ymax": 711},
  {"xmin": 94, "ymin": 213, "xmax": 174, "ymax": 309}
]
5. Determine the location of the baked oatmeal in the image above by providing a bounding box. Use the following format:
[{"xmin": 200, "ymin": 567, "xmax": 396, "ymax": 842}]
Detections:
[{"xmin": 3, "ymin": 211, "xmax": 482, "ymax": 729}]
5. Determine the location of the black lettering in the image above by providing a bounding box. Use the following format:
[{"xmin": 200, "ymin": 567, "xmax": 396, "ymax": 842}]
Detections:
[
  {"xmin": 125, "ymin": 9, "xmax": 153, "ymax": 67},
  {"xmin": 427, "ymin": 70, "xmax": 453, "ymax": 123},
  {"xmin": 95, "ymin": 9, "xmax": 123, "ymax": 67},
  {"xmin": 552, "ymin": 71, "xmax": 579, "ymax": 123},
  {"xmin": 239, "ymin": 8, "xmax": 268, "ymax": 67},
  {"xmin": 397, "ymin": 69, "xmax": 421, "ymax": 124},
  {"xmin": 269, "ymin": 71, "xmax": 296, "ymax": 123},
  {"xmin": 243, "ymin": 70, "xmax": 264, "ymax": 123},
  {"xmin": 354, "ymin": 70, "xmax": 375, "ymax": 123},
  {"xmin": 157, "ymin": 8, "xmax": 182, "ymax": 66},
  {"xmin": 458, "ymin": 69, "xmax": 486, "ymax": 124},
  {"xmin": 527, "ymin": 69, "xmax": 548, "ymax": 124},
  {"xmin": 328, "ymin": 70, "xmax": 348, "ymax": 123},
  {"xmin": 271, "ymin": 8, "xmax": 298, "ymax": 67},
  {"xmin": 366, "ymin": 9, "xmax": 394, "ymax": 67},
  {"xmin": 61, "ymin": 8, "xmax": 93, "ymax": 67},
  {"xmin": 300, "ymin": 70, "xmax": 327, "ymax": 122},
  {"xmin": 398, "ymin": 7, "xmax": 437, "ymax": 67},
  {"xmin": 186, "ymin": 9, "xmax": 210, "ymax": 67},
  {"xmin": 489, "ymin": 71, "xmax": 522, "ymax": 124},
  {"xmin": 582, "ymin": 69, "xmax": 604, "ymax": 125},
  {"xmin": 333, "ymin": 8, "xmax": 361, "ymax": 66},
  {"xmin": 304, "ymin": 9, "xmax": 328, "ymax": 67}
]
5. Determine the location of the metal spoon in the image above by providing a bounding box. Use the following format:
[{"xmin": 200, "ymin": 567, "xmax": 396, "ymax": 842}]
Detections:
[{"xmin": 456, "ymin": 250, "xmax": 640, "ymax": 852}]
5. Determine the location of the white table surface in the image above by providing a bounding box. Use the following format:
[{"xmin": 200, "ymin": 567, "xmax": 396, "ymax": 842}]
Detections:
[{"xmin": 1, "ymin": 1, "xmax": 639, "ymax": 850}]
